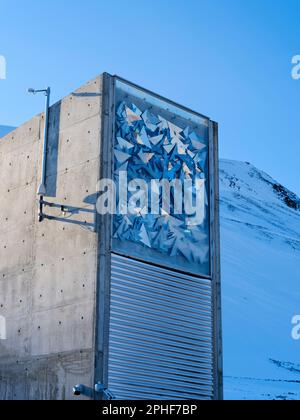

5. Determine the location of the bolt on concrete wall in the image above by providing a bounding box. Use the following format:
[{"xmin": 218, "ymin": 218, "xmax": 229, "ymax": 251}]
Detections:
[{"xmin": 0, "ymin": 75, "xmax": 104, "ymax": 400}]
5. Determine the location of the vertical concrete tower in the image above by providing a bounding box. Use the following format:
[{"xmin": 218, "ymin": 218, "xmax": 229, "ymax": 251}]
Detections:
[{"xmin": 0, "ymin": 74, "xmax": 222, "ymax": 400}]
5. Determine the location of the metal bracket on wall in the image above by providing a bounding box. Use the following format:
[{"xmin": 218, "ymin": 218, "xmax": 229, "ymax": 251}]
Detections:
[
  {"xmin": 38, "ymin": 195, "xmax": 44, "ymax": 222},
  {"xmin": 95, "ymin": 382, "xmax": 115, "ymax": 400}
]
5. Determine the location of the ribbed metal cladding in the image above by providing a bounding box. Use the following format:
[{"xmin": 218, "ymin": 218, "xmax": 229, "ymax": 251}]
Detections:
[{"xmin": 108, "ymin": 253, "xmax": 214, "ymax": 400}]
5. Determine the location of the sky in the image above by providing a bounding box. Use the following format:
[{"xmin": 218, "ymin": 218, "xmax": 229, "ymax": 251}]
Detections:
[{"xmin": 0, "ymin": 0, "xmax": 299, "ymax": 195}]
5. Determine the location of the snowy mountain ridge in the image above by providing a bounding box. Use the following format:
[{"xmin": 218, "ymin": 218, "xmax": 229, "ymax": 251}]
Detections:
[{"xmin": 220, "ymin": 159, "xmax": 300, "ymax": 400}]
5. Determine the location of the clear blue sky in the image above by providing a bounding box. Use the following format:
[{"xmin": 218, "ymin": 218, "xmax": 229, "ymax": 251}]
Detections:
[{"xmin": 1, "ymin": 0, "xmax": 299, "ymax": 194}]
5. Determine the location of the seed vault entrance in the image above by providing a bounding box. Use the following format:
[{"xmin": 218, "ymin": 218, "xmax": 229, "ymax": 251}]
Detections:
[{"xmin": 95, "ymin": 74, "xmax": 222, "ymax": 400}]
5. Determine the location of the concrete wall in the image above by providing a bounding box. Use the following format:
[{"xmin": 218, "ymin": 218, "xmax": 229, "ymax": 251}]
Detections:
[{"xmin": 0, "ymin": 75, "xmax": 103, "ymax": 400}]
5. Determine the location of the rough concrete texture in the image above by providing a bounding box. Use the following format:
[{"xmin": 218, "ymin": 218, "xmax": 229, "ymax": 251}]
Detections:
[{"xmin": 0, "ymin": 75, "xmax": 103, "ymax": 399}]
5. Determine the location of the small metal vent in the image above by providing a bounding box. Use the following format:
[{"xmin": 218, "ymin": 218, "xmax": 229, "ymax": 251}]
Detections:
[{"xmin": 108, "ymin": 253, "xmax": 214, "ymax": 400}]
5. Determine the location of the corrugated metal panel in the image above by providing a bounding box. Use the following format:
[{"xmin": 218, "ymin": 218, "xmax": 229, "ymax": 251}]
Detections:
[{"xmin": 108, "ymin": 253, "xmax": 214, "ymax": 400}]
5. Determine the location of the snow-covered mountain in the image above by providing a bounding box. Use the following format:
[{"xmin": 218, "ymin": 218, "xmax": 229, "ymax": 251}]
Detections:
[
  {"xmin": 0, "ymin": 125, "xmax": 15, "ymax": 138},
  {"xmin": 220, "ymin": 159, "xmax": 300, "ymax": 400}
]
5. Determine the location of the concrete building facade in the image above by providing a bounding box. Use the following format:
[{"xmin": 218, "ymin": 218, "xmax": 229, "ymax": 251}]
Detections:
[{"xmin": 0, "ymin": 74, "xmax": 222, "ymax": 400}]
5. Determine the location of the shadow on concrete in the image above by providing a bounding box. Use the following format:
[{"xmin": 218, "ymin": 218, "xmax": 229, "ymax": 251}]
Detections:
[
  {"xmin": 41, "ymin": 197, "xmax": 98, "ymax": 231},
  {"xmin": 45, "ymin": 101, "xmax": 61, "ymax": 198},
  {"xmin": 83, "ymin": 193, "xmax": 98, "ymax": 205},
  {"xmin": 44, "ymin": 215, "xmax": 95, "ymax": 230}
]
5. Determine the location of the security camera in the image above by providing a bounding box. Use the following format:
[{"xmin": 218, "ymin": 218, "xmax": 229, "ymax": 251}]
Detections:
[{"xmin": 73, "ymin": 384, "xmax": 85, "ymax": 396}]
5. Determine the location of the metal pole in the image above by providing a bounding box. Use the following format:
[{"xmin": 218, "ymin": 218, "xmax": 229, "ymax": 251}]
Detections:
[
  {"xmin": 37, "ymin": 87, "xmax": 50, "ymax": 197},
  {"xmin": 28, "ymin": 86, "xmax": 51, "ymax": 222}
]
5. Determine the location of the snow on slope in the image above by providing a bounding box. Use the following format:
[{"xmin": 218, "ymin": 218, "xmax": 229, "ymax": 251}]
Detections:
[
  {"xmin": 0, "ymin": 125, "xmax": 15, "ymax": 138},
  {"xmin": 220, "ymin": 159, "xmax": 300, "ymax": 400}
]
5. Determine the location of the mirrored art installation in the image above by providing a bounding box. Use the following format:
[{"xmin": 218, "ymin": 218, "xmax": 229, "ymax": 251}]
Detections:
[{"xmin": 113, "ymin": 81, "xmax": 211, "ymax": 276}]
